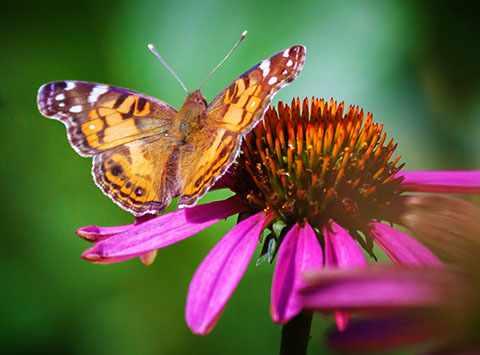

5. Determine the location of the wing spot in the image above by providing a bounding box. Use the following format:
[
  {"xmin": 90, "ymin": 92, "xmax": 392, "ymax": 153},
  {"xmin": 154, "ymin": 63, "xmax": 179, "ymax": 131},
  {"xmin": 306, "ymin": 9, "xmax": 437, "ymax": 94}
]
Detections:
[
  {"xmin": 286, "ymin": 59, "xmax": 293, "ymax": 67},
  {"xmin": 283, "ymin": 48, "xmax": 290, "ymax": 57},
  {"xmin": 58, "ymin": 102, "xmax": 65, "ymax": 107},
  {"xmin": 268, "ymin": 77, "xmax": 278, "ymax": 85},
  {"xmin": 111, "ymin": 165, "xmax": 123, "ymax": 176},
  {"xmin": 70, "ymin": 105, "xmax": 82, "ymax": 113},
  {"xmin": 135, "ymin": 187, "xmax": 144, "ymax": 196},
  {"xmin": 259, "ymin": 60, "xmax": 271, "ymax": 77},
  {"xmin": 282, "ymin": 69, "xmax": 288, "ymax": 75},
  {"xmin": 88, "ymin": 85, "xmax": 109, "ymax": 103},
  {"xmin": 55, "ymin": 93, "xmax": 65, "ymax": 101},
  {"xmin": 65, "ymin": 81, "xmax": 76, "ymax": 91}
]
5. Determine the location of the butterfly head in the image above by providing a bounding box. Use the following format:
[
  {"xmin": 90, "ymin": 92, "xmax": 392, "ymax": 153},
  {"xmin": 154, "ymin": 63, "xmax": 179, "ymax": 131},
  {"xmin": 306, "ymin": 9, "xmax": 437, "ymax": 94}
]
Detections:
[{"xmin": 184, "ymin": 89, "xmax": 208, "ymax": 110}]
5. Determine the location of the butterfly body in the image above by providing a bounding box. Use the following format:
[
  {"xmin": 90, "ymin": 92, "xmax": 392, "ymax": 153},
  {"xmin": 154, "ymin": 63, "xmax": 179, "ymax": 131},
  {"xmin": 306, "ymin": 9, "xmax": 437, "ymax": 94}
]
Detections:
[{"xmin": 38, "ymin": 45, "xmax": 306, "ymax": 216}]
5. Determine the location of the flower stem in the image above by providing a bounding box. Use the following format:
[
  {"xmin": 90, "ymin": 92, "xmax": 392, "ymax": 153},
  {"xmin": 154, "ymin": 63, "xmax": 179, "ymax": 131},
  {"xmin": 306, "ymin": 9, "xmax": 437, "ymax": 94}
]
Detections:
[{"xmin": 279, "ymin": 312, "xmax": 313, "ymax": 355}]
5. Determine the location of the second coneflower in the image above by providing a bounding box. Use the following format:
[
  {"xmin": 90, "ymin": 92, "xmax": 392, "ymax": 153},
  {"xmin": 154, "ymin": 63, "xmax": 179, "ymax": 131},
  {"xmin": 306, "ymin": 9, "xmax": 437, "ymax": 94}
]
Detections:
[{"xmin": 78, "ymin": 97, "xmax": 480, "ymax": 337}]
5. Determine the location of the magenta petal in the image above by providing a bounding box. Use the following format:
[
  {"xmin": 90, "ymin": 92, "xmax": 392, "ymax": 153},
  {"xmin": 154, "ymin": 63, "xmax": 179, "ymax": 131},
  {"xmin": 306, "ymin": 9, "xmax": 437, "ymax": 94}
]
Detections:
[
  {"xmin": 368, "ymin": 222, "xmax": 441, "ymax": 266},
  {"xmin": 301, "ymin": 266, "xmax": 453, "ymax": 311},
  {"xmin": 398, "ymin": 170, "xmax": 480, "ymax": 193},
  {"xmin": 271, "ymin": 222, "xmax": 323, "ymax": 324},
  {"xmin": 185, "ymin": 210, "xmax": 272, "ymax": 335},
  {"xmin": 82, "ymin": 197, "xmax": 246, "ymax": 264},
  {"xmin": 76, "ymin": 224, "xmax": 134, "ymax": 242},
  {"xmin": 324, "ymin": 221, "xmax": 367, "ymax": 268},
  {"xmin": 324, "ymin": 221, "xmax": 367, "ymax": 330}
]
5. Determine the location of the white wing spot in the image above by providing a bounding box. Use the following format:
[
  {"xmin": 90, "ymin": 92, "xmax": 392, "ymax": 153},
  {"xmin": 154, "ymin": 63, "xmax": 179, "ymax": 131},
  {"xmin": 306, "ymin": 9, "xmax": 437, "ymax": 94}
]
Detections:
[
  {"xmin": 88, "ymin": 85, "xmax": 109, "ymax": 103},
  {"xmin": 70, "ymin": 105, "xmax": 82, "ymax": 113},
  {"xmin": 286, "ymin": 59, "xmax": 293, "ymax": 67},
  {"xmin": 55, "ymin": 93, "xmax": 65, "ymax": 101},
  {"xmin": 89, "ymin": 124, "xmax": 96, "ymax": 130},
  {"xmin": 65, "ymin": 81, "xmax": 76, "ymax": 91},
  {"xmin": 283, "ymin": 48, "xmax": 290, "ymax": 57},
  {"xmin": 259, "ymin": 60, "xmax": 271, "ymax": 77},
  {"xmin": 268, "ymin": 77, "xmax": 278, "ymax": 85},
  {"xmin": 59, "ymin": 102, "xmax": 65, "ymax": 107},
  {"xmin": 282, "ymin": 69, "xmax": 288, "ymax": 75}
]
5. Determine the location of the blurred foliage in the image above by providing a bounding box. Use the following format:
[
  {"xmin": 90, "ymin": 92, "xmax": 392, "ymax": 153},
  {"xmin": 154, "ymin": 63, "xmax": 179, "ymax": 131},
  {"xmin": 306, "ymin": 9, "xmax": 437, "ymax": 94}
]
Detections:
[{"xmin": 0, "ymin": 0, "xmax": 479, "ymax": 354}]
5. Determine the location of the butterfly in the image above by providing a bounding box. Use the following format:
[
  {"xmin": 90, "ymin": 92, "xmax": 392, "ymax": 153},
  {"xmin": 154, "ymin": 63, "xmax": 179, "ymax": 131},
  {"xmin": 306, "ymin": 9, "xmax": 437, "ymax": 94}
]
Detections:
[{"xmin": 37, "ymin": 44, "xmax": 305, "ymax": 216}]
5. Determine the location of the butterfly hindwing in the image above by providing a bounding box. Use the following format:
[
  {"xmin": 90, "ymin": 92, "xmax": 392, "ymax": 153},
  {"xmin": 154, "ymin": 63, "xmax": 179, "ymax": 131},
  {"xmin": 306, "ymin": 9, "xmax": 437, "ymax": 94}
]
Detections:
[
  {"xmin": 177, "ymin": 127, "xmax": 241, "ymax": 208},
  {"xmin": 92, "ymin": 137, "xmax": 180, "ymax": 216},
  {"xmin": 37, "ymin": 81, "xmax": 177, "ymax": 156}
]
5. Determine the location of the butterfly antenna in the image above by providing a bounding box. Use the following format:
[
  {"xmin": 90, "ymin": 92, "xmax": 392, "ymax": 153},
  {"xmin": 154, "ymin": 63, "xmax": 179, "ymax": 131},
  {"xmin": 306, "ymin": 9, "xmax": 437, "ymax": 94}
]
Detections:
[
  {"xmin": 199, "ymin": 30, "xmax": 248, "ymax": 90},
  {"xmin": 148, "ymin": 44, "xmax": 189, "ymax": 94}
]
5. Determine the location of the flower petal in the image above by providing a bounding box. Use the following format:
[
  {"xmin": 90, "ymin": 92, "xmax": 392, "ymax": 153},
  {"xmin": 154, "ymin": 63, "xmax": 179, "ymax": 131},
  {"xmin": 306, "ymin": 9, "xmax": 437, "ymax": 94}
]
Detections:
[
  {"xmin": 324, "ymin": 221, "xmax": 367, "ymax": 269},
  {"xmin": 398, "ymin": 170, "xmax": 480, "ymax": 194},
  {"xmin": 185, "ymin": 210, "xmax": 273, "ymax": 335},
  {"xmin": 76, "ymin": 224, "xmax": 134, "ymax": 242},
  {"xmin": 82, "ymin": 197, "xmax": 246, "ymax": 264},
  {"xmin": 271, "ymin": 222, "xmax": 323, "ymax": 324},
  {"xmin": 301, "ymin": 266, "xmax": 454, "ymax": 311},
  {"xmin": 368, "ymin": 222, "xmax": 441, "ymax": 266},
  {"xmin": 324, "ymin": 221, "xmax": 367, "ymax": 330},
  {"xmin": 76, "ymin": 213, "xmax": 158, "ymax": 243}
]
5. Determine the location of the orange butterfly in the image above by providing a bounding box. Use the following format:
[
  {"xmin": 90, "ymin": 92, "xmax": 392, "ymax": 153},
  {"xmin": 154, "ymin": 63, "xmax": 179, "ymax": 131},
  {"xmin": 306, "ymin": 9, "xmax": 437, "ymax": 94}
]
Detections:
[{"xmin": 37, "ymin": 37, "xmax": 305, "ymax": 216}]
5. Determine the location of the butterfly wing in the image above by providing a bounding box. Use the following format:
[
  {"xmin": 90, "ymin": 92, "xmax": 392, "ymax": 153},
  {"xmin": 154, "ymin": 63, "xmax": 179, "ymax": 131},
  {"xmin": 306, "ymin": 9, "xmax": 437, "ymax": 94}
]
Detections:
[
  {"xmin": 206, "ymin": 45, "xmax": 305, "ymax": 133},
  {"xmin": 92, "ymin": 137, "xmax": 180, "ymax": 215},
  {"xmin": 37, "ymin": 81, "xmax": 177, "ymax": 156},
  {"xmin": 38, "ymin": 81, "xmax": 180, "ymax": 215},
  {"xmin": 177, "ymin": 45, "xmax": 306, "ymax": 207}
]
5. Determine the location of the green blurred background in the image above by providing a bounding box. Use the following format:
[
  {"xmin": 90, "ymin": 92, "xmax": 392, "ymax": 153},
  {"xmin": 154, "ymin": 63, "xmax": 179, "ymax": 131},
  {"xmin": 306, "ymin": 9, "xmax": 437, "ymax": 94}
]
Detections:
[{"xmin": 1, "ymin": 1, "xmax": 479, "ymax": 354}]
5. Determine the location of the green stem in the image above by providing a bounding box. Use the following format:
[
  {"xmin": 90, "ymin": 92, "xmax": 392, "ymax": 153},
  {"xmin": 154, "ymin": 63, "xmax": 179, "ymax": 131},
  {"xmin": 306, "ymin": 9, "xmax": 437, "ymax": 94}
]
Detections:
[{"xmin": 279, "ymin": 312, "xmax": 313, "ymax": 355}]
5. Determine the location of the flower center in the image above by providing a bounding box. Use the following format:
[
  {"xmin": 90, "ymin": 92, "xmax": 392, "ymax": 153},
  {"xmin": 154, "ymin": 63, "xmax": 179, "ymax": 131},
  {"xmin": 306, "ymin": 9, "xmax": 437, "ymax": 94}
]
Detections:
[{"xmin": 229, "ymin": 98, "xmax": 405, "ymax": 233}]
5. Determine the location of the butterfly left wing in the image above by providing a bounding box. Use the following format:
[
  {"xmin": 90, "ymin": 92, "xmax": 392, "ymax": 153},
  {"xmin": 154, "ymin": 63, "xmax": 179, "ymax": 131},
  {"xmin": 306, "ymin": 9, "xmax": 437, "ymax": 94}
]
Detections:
[
  {"xmin": 38, "ymin": 81, "xmax": 181, "ymax": 216},
  {"xmin": 177, "ymin": 45, "xmax": 306, "ymax": 208},
  {"xmin": 37, "ymin": 81, "xmax": 177, "ymax": 156},
  {"xmin": 205, "ymin": 45, "xmax": 305, "ymax": 134}
]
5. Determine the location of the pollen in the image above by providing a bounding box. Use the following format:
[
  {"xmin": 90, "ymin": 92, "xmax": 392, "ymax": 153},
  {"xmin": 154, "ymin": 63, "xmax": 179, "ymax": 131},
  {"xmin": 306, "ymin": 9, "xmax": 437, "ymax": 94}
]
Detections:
[{"xmin": 228, "ymin": 97, "xmax": 405, "ymax": 232}]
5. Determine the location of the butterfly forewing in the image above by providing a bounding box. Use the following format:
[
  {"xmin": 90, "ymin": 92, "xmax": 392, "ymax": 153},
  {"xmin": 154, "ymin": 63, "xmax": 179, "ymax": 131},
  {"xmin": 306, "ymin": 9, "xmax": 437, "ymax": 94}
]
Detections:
[
  {"xmin": 206, "ymin": 45, "xmax": 305, "ymax": 134},
  {"xmin": 37, "ymin": 81, "xmax": 177, "ymax": 156}
]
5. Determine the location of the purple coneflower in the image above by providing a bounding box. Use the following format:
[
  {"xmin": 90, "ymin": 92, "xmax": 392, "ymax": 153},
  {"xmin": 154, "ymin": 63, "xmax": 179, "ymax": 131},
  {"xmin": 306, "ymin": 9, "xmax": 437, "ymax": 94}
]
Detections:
[{"xmin": 77, "ymin": 98, "xmax": 480, "ymax": 341}]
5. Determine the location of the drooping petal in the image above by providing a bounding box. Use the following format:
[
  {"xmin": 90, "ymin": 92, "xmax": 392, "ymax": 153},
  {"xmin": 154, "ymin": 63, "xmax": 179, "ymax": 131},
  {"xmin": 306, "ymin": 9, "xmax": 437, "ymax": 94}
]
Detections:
[
  {"xmin": 271, "ymin": 222, "xmax": 323, "ymax": 324},
  {"xmin": 186, "ymin": 210, "xmax": 274, "ymax": 335},
  {"xmin": 368, "ymin": 222, "xmax": 441, "ymax": 266},
  {"xmin": 398, "ymin": 170, "xmax": 480, "ymax": 194},
  {"xmin": 324, "ymin": 221, "xmax": 367, "ymax": 330},
  {"xmin": 301, "ymin": 266, "xmax": 456, "ymax": 311},
  {"xmin": 82, "ymin": 197, "xmax": 247, "ymax": 264}
]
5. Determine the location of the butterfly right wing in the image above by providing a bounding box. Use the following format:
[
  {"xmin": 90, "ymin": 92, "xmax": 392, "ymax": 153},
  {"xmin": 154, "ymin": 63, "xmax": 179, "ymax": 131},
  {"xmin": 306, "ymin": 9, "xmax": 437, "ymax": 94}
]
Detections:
[{"xmin": 206, "ymin": 45, "xmax": 305, "ymax": 134}]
